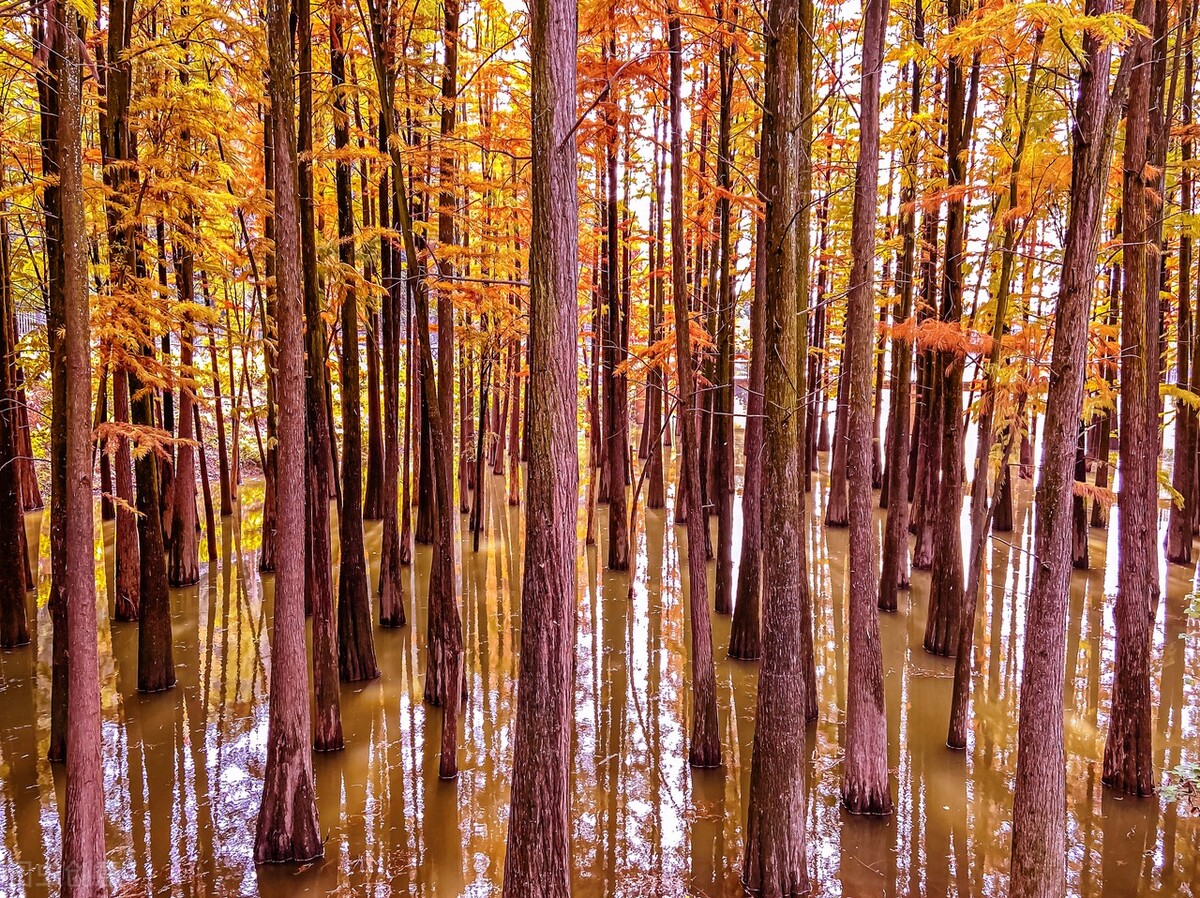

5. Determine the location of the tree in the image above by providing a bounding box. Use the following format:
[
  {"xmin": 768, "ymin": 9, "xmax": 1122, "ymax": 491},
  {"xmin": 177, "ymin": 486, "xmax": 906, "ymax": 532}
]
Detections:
[
  {"xmin": 501, "ymin": 0, "xmax": 579, "ymax": 882},
  {"xmin": 58, "ymin": 1, "xmax": 107, "ymax": 890},
  {"xmin": 711, "ymin": 0, "xmax": 737, "ymax": 616},
  {"xmin": 741, "ymin": 0, "xmax": 811, "ymax": 886},
  {"xmin": 333, "ymin": 0, "xmax": 379, "ymax": 684},
  {"xmin": 255, "ymin": 0, "xmax": 322, "ymax": 859},
  {"xmin": 298, "ymin": 0, "xmax": 342, "ymax": 753},
  {"xmin": 0, "ymin": 210, "xmax": 28, "ymax": 648},
  {"xmin": 668, "ymin": 6, "xmax": 720, "ymax": 771},
  {"xmin": 842, "ymin": 0, "xmax": 892, "ymax": 816},
  {"xmin": 1009, "ymin": 1, "xmax": 1131, "ymax": 892},
  {"xmin": 1103, "ymin": 0, "xmax": 1158, "ymax": 797}
]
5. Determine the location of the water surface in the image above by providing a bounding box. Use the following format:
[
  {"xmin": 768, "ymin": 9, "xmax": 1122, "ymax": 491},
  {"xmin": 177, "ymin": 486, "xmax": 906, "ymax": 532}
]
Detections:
[{"xmin": 0, "ymin": 458, "xmax": 1196, "ymax": 896}]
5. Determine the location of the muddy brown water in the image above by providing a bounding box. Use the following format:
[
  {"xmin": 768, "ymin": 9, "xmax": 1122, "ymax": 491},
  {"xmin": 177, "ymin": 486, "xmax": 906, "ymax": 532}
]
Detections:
[{"xmin": 0, "ymin": 464, "xmax": 1196, "ymax": 896}]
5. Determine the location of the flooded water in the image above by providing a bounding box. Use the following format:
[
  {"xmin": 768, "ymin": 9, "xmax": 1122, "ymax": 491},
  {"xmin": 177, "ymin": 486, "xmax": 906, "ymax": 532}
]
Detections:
[{"xmin": 0, "ymin": 451, "xmax": 1198, "ymax": 896}]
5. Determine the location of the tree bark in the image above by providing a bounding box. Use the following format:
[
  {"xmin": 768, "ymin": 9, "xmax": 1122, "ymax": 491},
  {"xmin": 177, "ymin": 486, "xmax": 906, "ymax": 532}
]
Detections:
[
  {"xmin": 501, "ymin": 0, "xmax": 578, "ymax": 881},
  {"xmin": 377, "ymin": 149, "xmax": 406, "ymax": 627},
  {"xmin": 668, "ymin": 10, "xmax": 720, "ymax": 770},
  {"xmin": 256, "ymin": 0, "xmax": 323, "ymax": 859},
  {"xmin": 1009, "ymin": 5, "xmax": 1129, "ymax": 892},
  {"xmin": 58, "ymin": 5, "xmax": 108, "ymax": 888},
  {"xmin": 878, "ymin": 0, "xmax": 923, "ymax": 613},
  {"xmin": 712, "ymin": 3, "xmax": 737, "ymax": 616},
  {"xmin": 842, "ymin": 0, "xmax": 892, "ymax": 816},
  {"xmin": 298, "ymin": 0, "xmax": 343, "ymax": 751},
  {"xmin": 0, "ymin": 206, "xmax": 29, "ymax": 648},
  {"xmin": 729, "ymin": 175, "xmax": 767, "ymax": 660},
  {"xmin": 741, "ymin": 0, "xmax": 811, "ymax": 885},
  {"xmin": 333, "ymin": 0, "xmax": 379, "ymax": 683},
  {"xmin": 1103, "ymin": 0, "xmax": 1158, "ymax": 797}
]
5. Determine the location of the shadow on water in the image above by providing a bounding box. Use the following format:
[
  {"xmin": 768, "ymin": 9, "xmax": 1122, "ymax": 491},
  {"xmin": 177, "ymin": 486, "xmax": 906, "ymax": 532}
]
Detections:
[{"xmin": 0, "ymin": 452, "xmax": 1197, "ymax": 896}]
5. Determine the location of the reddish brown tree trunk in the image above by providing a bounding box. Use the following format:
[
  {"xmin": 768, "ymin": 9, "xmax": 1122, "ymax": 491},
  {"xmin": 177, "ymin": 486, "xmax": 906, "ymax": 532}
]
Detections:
[
  {"xmin": 298, "ymin": 0, "xmax": 342, "ymax": 752},
  {"xmin": 112, "ymin": 369, "xmax": 139, "ymax": 620},
  {"xmin": 0, "ymin": 207, "xmax": 28, "ymax": 648},
  {"xmin": 501, "ymin": 0, "xmax": 578, "ymax": 880},
  {"xmin": 1009, "ymin": 4, "xmax": 1128, "ymax": 891},
  {"xmin": 604, "ymin": 78, "xmax": 629, "ymax": 572},
  {"xmin": 669, "ymin": 9, "xmax": 719, "ymax": 770},
  {"xmin": 842, "ymin": 0, "xmax": 892, "ymax": 816},
  {"xmin": 168, "ymin": 318, "xmax": 199, "ymax": 586},
  {"xmin": 879, "ymin": 0, "xmax": 923, "ymax": 613},
  {"xmin": 256, "ymin": 0, "xmax": 323, "ymax": 859},
  {"xmin": 333, "ymin": 0, "xmax": 379, "ymax": 683},
  {"xmin": 1103, "ymin": 0, "xmax": 1158, "ymax": 796},
  {"xmin": 729, "ymin": 184, "xmax": 767, "ymax": 661},
  {"xmin": 712, "ymin": 5, "xmax": 737, "ymax": 616},
  {"xmin": 363, "ymin": 309, "xmax": 385, "ymax": 520},
  {"xmin": 377, "ymin": 158, "xmax": 406, "ymax": 627},
  {"xmin": 741, "ymin": 0, "xmax": 810, "ymax": 884},
  {"xmin": 58, "ymin": 5, "xmax": 108, "ymax": 888}
]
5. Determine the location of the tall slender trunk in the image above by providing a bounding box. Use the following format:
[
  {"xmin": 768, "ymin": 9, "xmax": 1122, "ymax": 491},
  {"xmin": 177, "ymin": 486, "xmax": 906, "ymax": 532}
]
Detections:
[
  {"xmin": 167, "ymin": 311, "xmax": 199, "ymax": 586},
  {"xmin": 259, "ymin": 110, "xmax": 279, "ymax": 573},
  {"xmin": 948, "ymin": 37, "xmax": 1042, "ymax": 747},
  {"xmin": 1009, "ymin": 5, "xmax": 1129, "ymax": 892},
  {"xmin": 35, "ymin": 0, "xmax": 69, "ymax": 762},
  {"xmin": 0, "ymin": 197, "xmax": 29, "ymax": 647},
  {"xmin": 879, "ymin": 0, "xmax": 923, "ymax": 612},
  {"xmin": 377, "ymin": 146, "xmax": 406, "ymax": 626},
  {"xmin": 668, "ymin": 9, "xmax": 720, "ymax": 770},
  {"xmin": 842, "ymin": 0, "xmax": 892, "ymax": 816},
  {"xmin": 58, "ymin": 4, "xmax": 108, "ymax": 889},
  {"xmin": 604, "ymin": 67, "xmax": 629, "ymax": 571},
  {"xmin": 741, "ymin": 0, "xmax": 810, "ymax": 884},
  {"xmin": 1166, "ymin": 5, "xmax": 1194, "ymax": 563},
  {"xmin": 256, "ymin": 0, "xmax": 323, "ymax": 859},
  {"xmin": 112, "ymin": 366, "xmax": 139, "ymax": 621},
  {"xmin": 923, "ymin": 36, "xmax": 979, "ymax": 656},
  {"xmin": 298, "ymin": 0, "xmax": 342, "ymax": 751},
  {"xmin": 501, "ymin": 0, "xmax": 578, "ymax": 881},
  {"xmin": 1103, "ymin": 0, "xmax": 1159, "ymax": 797},
  {"xmin": 333, "ymin": 0, "xmax": 379, "ymax": 682},
  {"xmin": 712, "ymin": 4, "xmax": 737, "ymax": 616},
  {"xmin": 729, "ymin": 162, "xmax": 767, "ymax": 660}
]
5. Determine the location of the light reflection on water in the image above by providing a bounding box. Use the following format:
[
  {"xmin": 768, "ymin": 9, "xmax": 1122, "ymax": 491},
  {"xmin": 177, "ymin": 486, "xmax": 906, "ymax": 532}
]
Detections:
[{"xmin": 0, "ymin": 459, "xmax": 1196, "ymax": 896}]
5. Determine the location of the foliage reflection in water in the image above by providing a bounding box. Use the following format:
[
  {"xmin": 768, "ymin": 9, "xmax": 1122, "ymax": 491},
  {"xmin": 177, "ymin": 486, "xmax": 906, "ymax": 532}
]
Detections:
[{"xmin": 0, "ymin": 468, "xmax": 1197, "ymax": 896}]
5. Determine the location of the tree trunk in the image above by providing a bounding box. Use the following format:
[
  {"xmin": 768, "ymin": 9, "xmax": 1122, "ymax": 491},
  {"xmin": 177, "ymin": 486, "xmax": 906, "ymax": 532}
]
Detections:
[
  {"xmin": 878, "ymin": 0, "xmax": 923, "ymax": 613},
  {"xmin": 377, "ymin": 155, "xmax": 406, "ymax": 627},
  {"xmin": 501, "ymin": 0, "xmax": 578, "ymax": 881},
  {"xmin": 669, "ymin": 9, "xmax": 719, "ymax": 770},
  {"xmin": 256, "ymin": 0, "xmax": 323, "ymax": 859},
  {"xmin": 604, "ymin": 80, "xmax": 629, "ymax": 572},
  {"xmin": 1009, "ymin": 5, "xmax": 1128, "ymax": 892},
  {"xmin": 923, "ymin": 37, "xmax": 978, "ymax": 657},
  {"xmin": 948, "ymin": 38, "xmax": 1042, "ymax": 747},
  {"xmin": 35, "ymin": 0, "xmax": 69, "ymax": 762},
  {"xmin": 842, "ymin": 0, "xmax": 892, "ymax": 816},
  {"xmin": 729, "ymin": 181, "xmax": 767, "ymax": 660},
  {"xmin": 741, "ymin": 0, "xmax": 810, "ymax": 884},
  {"xmin": 364, "ymin": 309, "xmax": 385, "ymax": 519},
  {"xmin": 1103, "ymin": 0, "xmax": 1158, "ymax": 797},
  {"xmin": 298, "ymin": 0, "xmax": 343, "ymax": 751},
  {"xmin": 0, "ymin": 205, "xmax": 29, "ymax": 648},
  {"xmin": 333, "ymin": 0, "xmax": 379, "ymax": 682},
  {"xmin": 259, "ymin": 110, "xmax": 279, "ymax": 574},
  {"xmin": 712, "ymin": 5, "xmax": 737, "ymax": 616},
  {"xmin": 58, "ymin": 5, "xmax": 108, "ymax": 888},
  {"xmin": 167, "ymin": 317, "xmax": 199, "ymax": 586},
  {"xmin": 825, "ymin": 351, "xmax": 849, "ymax": 525},
  {"xmin": 1166, "ymin": 7, "xmax": 1194, "ymax": 563},
  {"xmin": 112, "ymin": 369, "xmax": 139, "ymax": 621}
]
